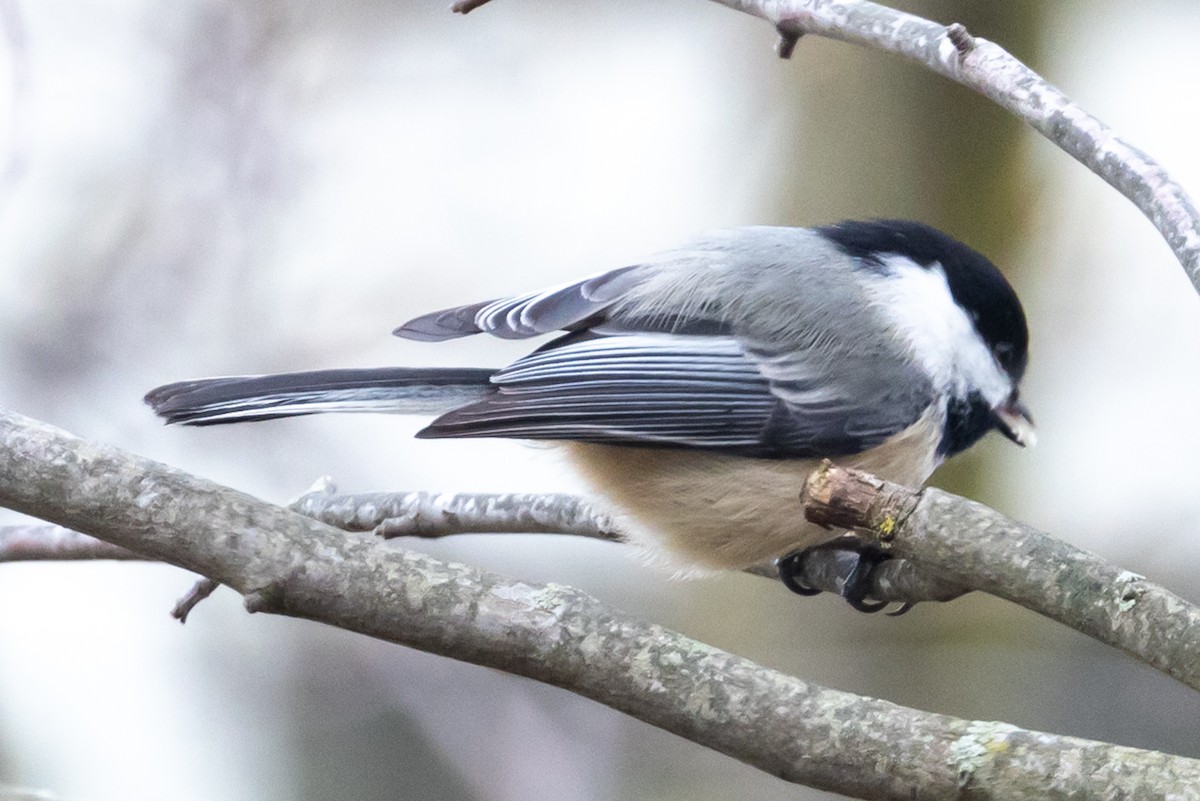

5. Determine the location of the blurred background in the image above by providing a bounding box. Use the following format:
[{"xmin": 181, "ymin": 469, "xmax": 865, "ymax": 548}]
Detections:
[{"xmin": 0, "ymin": 0, "xmax": 1199, "ymax": 798}]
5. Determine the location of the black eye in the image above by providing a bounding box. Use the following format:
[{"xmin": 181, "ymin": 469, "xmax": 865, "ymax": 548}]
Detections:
[{"xmin": 993, "ymin": 342, "xmax": 1014, "ymax": 365}]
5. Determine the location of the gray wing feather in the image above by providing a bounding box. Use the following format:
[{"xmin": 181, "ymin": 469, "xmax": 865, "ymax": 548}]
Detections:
[
  {"xmin": 404, "ymin": 227, "xmax": 936, "ymax": 455},
  {"xmin": 419, "ymin": 332, "xmax": 928, "ymax": 457},
  {"xmin": 420, "ymin": 335, "xmax": 779, "ymax": 450},
  {"xmin": 394, "ymin": 265, "xmax": 646, "ymax": 342},
  {"xmin": 392, "ymin": 301, "xmax": 495, "ymax": 342}
]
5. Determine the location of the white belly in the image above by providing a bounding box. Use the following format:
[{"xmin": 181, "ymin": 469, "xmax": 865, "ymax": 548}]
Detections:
[{"xmin": 561, "ymin": 407, "xmax": 943, "ymax": 571}]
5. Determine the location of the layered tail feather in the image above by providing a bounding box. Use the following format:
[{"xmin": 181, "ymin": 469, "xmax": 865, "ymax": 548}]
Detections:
[{"xmin": 145, "ymin": 367, "xmax": 494, "ymax": 426}]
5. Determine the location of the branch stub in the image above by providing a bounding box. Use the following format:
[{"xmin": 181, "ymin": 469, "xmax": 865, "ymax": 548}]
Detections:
[{"xmin": 945, "ymin": 23, "xmax": 977, "ymax": 56}]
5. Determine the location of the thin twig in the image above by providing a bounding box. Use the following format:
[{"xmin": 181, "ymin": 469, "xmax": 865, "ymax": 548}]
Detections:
[
  {"xmin": 703, "ymin": 0, "xmax": 1200, "ymax": 294},
  {"xmin": 451, "ymin": 0, "xmax": 493, "ymax": 15},
  {"xmin": 944, "ymin": 22, "xmax": 976, "ymax": 56},
  {"xmin": 171, "ymin": 577, "xmax": 221, "ymax": 623},
  {"xmin": 774, "ymin": 22, "xmax": 803, "ymax": 59},
  {"xmin": 289, "ymin": 484, "xmax": 621, "ymax": 541},
  {"xmin": 0, "ymin": 524, "xmax": 142, "ymax": 560},
  {"xmin": 0, "ymin": 407, "xmax": 1197, "ymax": 799}
]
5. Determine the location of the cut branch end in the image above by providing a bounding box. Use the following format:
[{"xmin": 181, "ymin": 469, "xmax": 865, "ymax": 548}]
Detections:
[{"xmin": 800, "ymin": 463, "xmax": 919, "ymax": 539}]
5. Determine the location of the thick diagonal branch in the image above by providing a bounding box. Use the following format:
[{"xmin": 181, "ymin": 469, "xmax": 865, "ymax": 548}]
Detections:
[
  {"xmin": 1, "ymin": 408, "xmax": 1198, "ymax": 799},
  {"xmin": 803, "ymin": 463, "xmax": 1200, "ymax": 692}
]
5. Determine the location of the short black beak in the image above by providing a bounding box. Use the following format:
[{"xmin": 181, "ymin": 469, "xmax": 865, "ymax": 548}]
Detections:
[{"xmin": 993, "ymin": 399, "xmax": 1036, "ymax": 447}]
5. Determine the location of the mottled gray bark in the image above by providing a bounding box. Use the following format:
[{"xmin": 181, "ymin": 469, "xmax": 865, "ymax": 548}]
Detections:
[
  {"xmin": 803, "ymin": 463, "xmax": 1200, "ymax": 693},
  {"xmin": 2, "ymin": 408, "xmax": 1199, "ymax": 799},
  {"xmin": 289, "ymin": 481, "xmax": 620, "ymax": 541},
  {"xmin": 705, "ymin": 0, "xmax": 1200, "ymax": 293}
]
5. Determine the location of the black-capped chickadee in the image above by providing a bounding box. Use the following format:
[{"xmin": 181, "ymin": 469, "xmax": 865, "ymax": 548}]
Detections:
[{"xmin": 147, "ymin": 219, "xmax": 1032, "ymax": 598}]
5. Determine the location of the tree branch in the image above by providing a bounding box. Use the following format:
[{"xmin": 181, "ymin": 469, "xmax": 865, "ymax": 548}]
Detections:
[
  {"xmin": 702, "ymin": 0, "xmax": 1200, "ymax": 291},
  {"xmin": 288, "ymin": 483, "xmax": 968, "ymax": 604},
  {"xmin": 0, "ymin": 524, "xmax": 142, "ymax": 560},
  {"xmin": 9, "ymin": 460, "xmax": 1192, "ymax": 690},
  {"xmin": 450, "ymin": 0, "xmax": 492, "ymax": 14},
  {"xmin": 0, "ymin": 407, "xmax": 1198, "ymax": 799},
  {"xmin": 803, "ymin": 463, "xmax": 1200, "ymax": 693},
  {"xmin": 289, "ymin": 481, "xmax": 621, "ymax": 541},
  {"xmin": 0, "ymin": 481, "xmax": 969, "ymax": 609},
  {"xmin": 171, "ymin": 577, "xmax": 221, "ymax": 623},
  {"xmin": 458, "ymin": 0, "xmax": 1200, "ymax": 280}
]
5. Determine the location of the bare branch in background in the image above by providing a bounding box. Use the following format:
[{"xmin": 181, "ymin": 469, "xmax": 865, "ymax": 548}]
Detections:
[
  {"xmin": 450, "ymin": 0, "xmax": 493, "ymax": 15},
  {"xmin": 0, "ymin": 524, "xmax": 142, "ymax": 561},
  {"xmin": 290, "ymin": 482, "xmax": 620, "ymax": 541},
  {"xmin": 704, "ymin": 0, "xmax": 1200, "ymax": 293},
  {"xmin": 803, "ymin": 463, "xmax": 1200, "ymax": 692},
  {"xmin": 287, "ymin": 484, "xmax": 967, "ymax": 605},
  {"xmin": 0, "ymin": 484, "xmax": 969, "ymax": 611},
  {"xmin": 0, "ymin": 406, "xmax": 1198, "ymax": 799}
]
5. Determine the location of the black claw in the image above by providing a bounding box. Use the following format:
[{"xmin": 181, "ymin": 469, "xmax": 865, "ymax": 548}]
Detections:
[
  {"xmin": 776, "ymin": 551, "xmax": 823, "ymax": 596},
  {"xmin": 840, "ymin": 544, "xmax": 894, "ymax": 613},
  {"xmin": 846, "ymin": 596, "xmax": 889, "ymax": 613},
  {"xmin": 778, "ymin": 539, "xmax": 907, "ymax": 614}
]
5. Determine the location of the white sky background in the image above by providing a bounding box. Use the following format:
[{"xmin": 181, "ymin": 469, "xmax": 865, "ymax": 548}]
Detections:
[{"xmin": 0, "ymin": 2, "xmax": 1199, "ymax": 800}]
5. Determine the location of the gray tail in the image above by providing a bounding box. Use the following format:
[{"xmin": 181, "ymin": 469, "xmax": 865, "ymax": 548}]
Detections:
[{"xmin": 145, "ymin": 367, "xmax": 494, "ymax": 426}]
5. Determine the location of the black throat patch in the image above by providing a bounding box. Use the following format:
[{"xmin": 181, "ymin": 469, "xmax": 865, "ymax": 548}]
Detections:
[{"xmin": 939, "ymin": 392, "xmax": 995, "ymax": 457}]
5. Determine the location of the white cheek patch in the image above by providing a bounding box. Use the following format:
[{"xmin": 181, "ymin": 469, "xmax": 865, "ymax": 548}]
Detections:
[{"xmin": 864, "ymin": 255, "xmax": 1011, "ymax": 404}]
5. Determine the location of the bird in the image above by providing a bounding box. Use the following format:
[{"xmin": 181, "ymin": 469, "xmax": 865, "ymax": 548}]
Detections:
[{"xmin": 146, "ymin": 219, "xmax": 1032, "ymax": 607}]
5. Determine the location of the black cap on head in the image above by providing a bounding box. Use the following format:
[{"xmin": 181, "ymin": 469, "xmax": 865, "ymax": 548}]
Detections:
[{"xmin": 818, "ymin": 219, "xmax": 1028, "ymax": 382}]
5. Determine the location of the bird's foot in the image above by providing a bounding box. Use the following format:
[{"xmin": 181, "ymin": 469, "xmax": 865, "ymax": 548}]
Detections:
[{"xmin": 776, "ymin": 538, "xmax": 907, "ymax": 614}]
